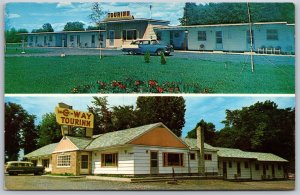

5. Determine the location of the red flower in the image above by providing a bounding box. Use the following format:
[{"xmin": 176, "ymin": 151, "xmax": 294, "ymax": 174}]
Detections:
[
  {"xmin": 148, "ymin": 80, "xmax": 158, "ymax": 87},
  {"xmin": 119, "ymin": 84, "xmax": 126, "ymax": 89},
  {"xmin": 135, "ymin": 81, "xmax": 140, "ymax": 85},
  {"xmin": 157, "ymin": 86, "xmax": 163, "ymax": 93},
  {"xmin": 169, "ymin": 88, "xmax": 173, "ymax": 93}
]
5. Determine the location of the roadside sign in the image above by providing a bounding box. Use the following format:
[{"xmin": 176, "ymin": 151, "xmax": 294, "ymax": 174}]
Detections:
[{"xmin": 55, "ymin": 107, "xmax": 94, "ymax": 128}]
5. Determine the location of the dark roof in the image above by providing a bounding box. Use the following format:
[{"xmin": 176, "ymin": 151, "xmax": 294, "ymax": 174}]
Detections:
[{"xmin": 24, "ymin": 143, "xmax": 58, "ymax": 158}]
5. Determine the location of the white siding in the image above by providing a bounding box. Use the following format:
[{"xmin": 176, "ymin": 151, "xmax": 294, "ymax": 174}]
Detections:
[
  {"xmin": 204, "ymin": 151, "xmax": 218, "ymax": 173},
  {"xmin": 132, "ymin": 146, "xmax": 190, "ymax": 174},
  {"xmin": 218, "ymin": 159, "xmax": 252, "ymax": 180},
  {"xmin": 92, "ymin": 146, "xmax": 135, "ymax": 175}
]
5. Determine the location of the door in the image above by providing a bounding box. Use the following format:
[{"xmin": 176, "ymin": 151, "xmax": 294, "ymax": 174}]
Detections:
[
  {"xmin": 215, "ymin": 31, "xmax": 223, "ymax": 50},
  {"xmin": 150, "ymin": 151, "xmax": 159, "ymax": 174},
  {"xmin": 262, "ymin": 164, "xmax": 267, "ymax": 179},
  {"xmin": 237, "ymin": 162, "xmax": 241, "ymax": 177},
  {"xmin": 44, "ymin": 36, "xmax": 47, "ymax": 46},
  {"xmin": 109, "ymin": 30, "xmax": 115, "ymax": 46},
  {"xmin": 91, "ymin": 35, "xmax": 95, "ymax": 47},
  {"xmin": 271, "ymin": 164, "xmax": 275, "ymax": 178},
  {"xmin": 77, "ymin": 35, "xmax": 81, "ymax": 47},
  {"xmin": 246, "ymin": 30, "xmax": 254, "ymax": 50},
  {"xmin": 80, "ymin": 154, "xmax": 89, "ymax": 174},
  {"xmin": 222, "ymin": 162, "xmax": 227, "ymax": 179}
]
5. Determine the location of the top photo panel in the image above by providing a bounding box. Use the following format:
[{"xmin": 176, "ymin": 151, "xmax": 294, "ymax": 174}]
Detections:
[{"xmin": 4, "ymin": 2, "xmax": 295, "ymax": 94}]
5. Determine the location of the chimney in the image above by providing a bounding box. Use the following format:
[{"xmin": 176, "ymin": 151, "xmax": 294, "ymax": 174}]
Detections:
[{"xmin": 196, "ymin": 126, "xmax": 205, "ymax": 175}]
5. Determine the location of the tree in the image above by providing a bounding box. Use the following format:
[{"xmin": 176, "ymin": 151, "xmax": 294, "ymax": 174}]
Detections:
[
  {"xmin": 20, "ymin": 115, "xmax": 38, "ymax": 155},
  {"xmin": 5, "ymin": 102, "xmax": 36, "ymax": 161},
  {"xmin": 216, "ymin": 100, "xmax": 295, "ymax": 172},
  {"xmin": 87, "ymin": 97, "xmax": 114, "ymax": 135},
  {"xmin": 179, "ymin": 3, "xmax": 295, "ymax": 25},
  {"xmin": 186, "ymin": 119, "xmax": 217, "ymax": 145},
  {"xmin": 63, "ymin": 22, "xmax": 85, "ymax": 31},
  {"xmin": 89, "ymin": 2, "xmax": 107, "ymax": 27},
  {"xmin": 31, "ymin": 23, "xmax": 54, "ymax": 33},
  {"xmin": 135, "ymin": 96, "xmax": 186, "ymax": 137},
  {"xmin": 37, "ymin": 113, "xmax": 61, "ymax": 147},
  {"xmin": 111, "ymin": 105, "xmax": 138, "ymax": 130}
]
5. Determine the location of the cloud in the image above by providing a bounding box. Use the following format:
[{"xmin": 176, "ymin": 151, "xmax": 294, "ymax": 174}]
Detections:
[
  {"xmin": 6, "ymin": 13, "xmax": 20, "ymax": 19},
  {"xmin": 56, "ymin": 2, "xmax": 73, "ymax": 8}
]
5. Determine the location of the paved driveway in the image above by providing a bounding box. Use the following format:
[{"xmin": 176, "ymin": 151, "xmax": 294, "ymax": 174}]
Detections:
[
  {"xmin": 4, "ymin": 175, "xmax": 295, "ymax": 191},
  {"xmin": 6, "ymin": 47, "xmax": 295, "ymax": 66}
]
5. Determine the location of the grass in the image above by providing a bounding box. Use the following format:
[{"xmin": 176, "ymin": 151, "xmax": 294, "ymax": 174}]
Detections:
[
  {"xmin": 5, "ymin": 43, "xmax": 49, "ymax": 54},
  {"xmin": 5, "ymin": 55, "xmax": 295, "ymax": 94}
]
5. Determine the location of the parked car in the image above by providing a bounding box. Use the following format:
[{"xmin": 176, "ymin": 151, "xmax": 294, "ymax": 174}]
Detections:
[
  {"xmin": 5, "ymin": 161, "xmax": 45, "ymax": 176},
  {"xmin": 121, "ymin": 39, "xmax": 173, "ymax": 55}
]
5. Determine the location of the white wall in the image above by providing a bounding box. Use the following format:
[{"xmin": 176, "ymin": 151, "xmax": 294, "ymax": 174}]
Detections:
[
  {"xmin": 132, "ymin": 146, "xmax": 190, "ymax": 174},
  {"xmin": 92, "ymin": 146, "xmax": 135, "ymax": 175}
]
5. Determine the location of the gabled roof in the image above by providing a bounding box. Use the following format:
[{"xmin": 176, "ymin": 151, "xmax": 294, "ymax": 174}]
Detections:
[
  {"xmin": 86, "ymin": 123, "xmax": 167, "ymax": 150},
  {"xmin": 181, "ymin": 138, "xmax": 218, "ymax": 151},
  {"xmin": 66, "ymin": 136, "xmax": 93, "ymax": 150},
  {"xmin": 24, "ymin": 143, "xmax": 58, "ymax": 158},
  {"xmin": 244, "ymin": 151, "xmax": 288, "ymax": 162}
]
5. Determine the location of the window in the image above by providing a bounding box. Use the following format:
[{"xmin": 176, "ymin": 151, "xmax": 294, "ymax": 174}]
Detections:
[
  {"xmin": 163, "ymin": 153, "xmax": 184, "ymax": 167},
  {"xmin": 49, "ymin": 35, "xmax": 53, "ymax": 42},
  {"xmin": 247, "ymin": 30, "xmax": 254, "ymax": 44},
  {"xmin": 57, "ymin": 155, "xmax": 71, "ymax": 167},
  {"xmin": 278, "ymin": 164, "xmax": 282, "ymax": 170},
  {"xmin": 30, "ymin": 36, "xmax": 33, "ymax": 42},
  {"xmin": 267, "ymin": 29, "xmax": 278, "ymax": 40},
  {"xmin": 265, "ymin": 165, "xmax": 269, "ymax": 170},
  {"xmin": 42, "ymin": 159, "xmax": 50, "ymax": 168},
  {"xmin": 244, "ymin": 162, "xmax": 249, "ymax": 169},
  {"xmin": 70, "ymin": 35, "xmax": 74, "ymax": 42},
  {"xmin": 101, "ymin": 153, "xmax": 118, "ymax": 167},
  {"xmin": 204, "ymin": 154, "xmax": 212, "ymax": 160},
  {"xmin": 255, "ymin": 164, "xmax": 260, "ymax": 170},
  {"xmin": 198, "ymin": 31, "xmax": 206, "ymax": 41},
  {"xmin": 216, "ymin": 31, "xmax": 223, "ymax": 44},
  {"xmin": 122, "ymin": 30, "xmax": 137, "ymax": 40},
  {"xmin": 228, "ymin": 161, "xmax": 232, "ymax": 168},
  {"xmin": 190, "ymin": 153, "xmax": 195, "ymax": 160},
  {"xmin": 81, "ymin": 155, "xmax": 89, "ymax": 169}
]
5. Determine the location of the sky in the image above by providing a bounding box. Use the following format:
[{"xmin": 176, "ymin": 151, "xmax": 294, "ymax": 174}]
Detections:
[
  {"xmin": 5, "ymin": 2, "xmax": 185, "ymax": 31},
  {"xmin": 4, "ymin": 95, "xmax": 295, "ymax": 137}
]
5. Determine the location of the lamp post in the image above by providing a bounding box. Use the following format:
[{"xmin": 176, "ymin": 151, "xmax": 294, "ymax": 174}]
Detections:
[{"xmin": 184, "ymin": 29, "xmax": 188, "ymax": 51}]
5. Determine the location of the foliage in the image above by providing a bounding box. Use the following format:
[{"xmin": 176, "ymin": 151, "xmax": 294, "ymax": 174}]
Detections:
[
  {"xmin": 135, "ymin": 96, "xmax": 186, "ymax": 137},
  {"xmin": 144, "ymin": 52, "xmax": 150, "ymax": 63},
  {"xmin": 160, "ymin": 52, "xmax": 167, "ymax": 65},
  {"xmin": 179, "ymin": 3, "xmax": 295, "ymax": 25},
  {"xmin": 5, "ymin": 55, "xmax": 294, "ymax": 94},
  {"xmin": 72, "ymin": 78, "xmax": 207, "ymax": 94},
  {"xmin": 5, "ymin": 102, "xmax": 36, "ymax": 161},
  {"xmin": 5, "ymin": 28, "xmax": 28, "ymax": 43},
  {"xmin": 186, "ymin": 119, "xmax": 217, "ymax": 145},
  {"xmin": 89, "ymin": 2, "xmax": 107, "ymax": 26},
  {"xmin": 111, "ymin": 105, "xmax": 138, "ymax": 130},
  {"xmin": 37, "ymin": 113, "xmax": 61, "ymax": 147},
  {"xmin": 63, "ymin": 22, "xmax": 85, "ymax": 31},
  {"xmin": 31, "ymin": 23, "xmax": 54, "ymax": 33},
  {"xmin": 87, "ymin": 97, "xmax": 114, "ymax": 135},
  {"xmin": 215, "ymin": 100, "xmax": 295, "ymax": 171}
]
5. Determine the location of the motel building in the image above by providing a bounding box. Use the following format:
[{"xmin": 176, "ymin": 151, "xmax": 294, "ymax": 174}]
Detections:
[
  {"xmin": 24, "ymin": 103, "xmax": 288, "ymax": 180},
  {"xmin": 20, "ymin": 11, "xmax": 295, "ymax": 54}
]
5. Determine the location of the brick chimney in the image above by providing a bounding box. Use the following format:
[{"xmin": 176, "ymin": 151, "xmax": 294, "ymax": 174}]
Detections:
[{"xmin": 196, "ymin": 126, "xmax": 205, "ymax": 175}]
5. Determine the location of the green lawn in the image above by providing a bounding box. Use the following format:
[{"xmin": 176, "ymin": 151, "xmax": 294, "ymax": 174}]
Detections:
[
  {"xmin": 5, "ymin": 44, "xmax": 49, "ymax": 54},
  {"xmin": 5, "ymin": 55, "xmax": 294, "ymax": 93}
]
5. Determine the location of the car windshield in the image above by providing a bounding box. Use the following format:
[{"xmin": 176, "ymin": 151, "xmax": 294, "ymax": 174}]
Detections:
[{"xmin": 151, "ymin": 40, "xmax": 159, "ymax": 45}]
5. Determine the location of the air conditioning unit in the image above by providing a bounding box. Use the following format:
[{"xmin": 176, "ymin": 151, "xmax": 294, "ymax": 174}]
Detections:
[{"xmin": 199, "ymin": 44, "xmax": 205, "ymax": 50}]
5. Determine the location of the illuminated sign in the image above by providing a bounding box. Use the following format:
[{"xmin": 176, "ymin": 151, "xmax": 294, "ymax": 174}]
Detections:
[
  {"xmin": 107, "ymin": 11, "xmax": 133, "ymax": 19},
  {"xmin": 55, "ymin": 107, "xmax": 94, "ymax": 128}
]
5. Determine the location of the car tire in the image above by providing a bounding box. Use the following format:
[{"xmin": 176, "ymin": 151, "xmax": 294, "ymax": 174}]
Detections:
[
  {"xmin": 156, "ymin": 49, "xmax": 163, "ymax": 56},
  {"xmin": 128, "ymin": 51, "xmax": 134, "ymax": 55}
]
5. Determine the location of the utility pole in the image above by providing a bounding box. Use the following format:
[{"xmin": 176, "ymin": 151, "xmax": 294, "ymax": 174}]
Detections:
[{"xmin": 247, "ymin": 2, "xmax": 254, "ymax": 73}]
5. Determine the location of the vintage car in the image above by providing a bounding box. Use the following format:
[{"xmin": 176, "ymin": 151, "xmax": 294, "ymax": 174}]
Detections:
[
  {"xmin": 5, "ymin": 161, "xmax": 45, "ymax": 176},
  {"xmin": 121, "ymin": 39, "xmax": 173, "ymax": 55}
]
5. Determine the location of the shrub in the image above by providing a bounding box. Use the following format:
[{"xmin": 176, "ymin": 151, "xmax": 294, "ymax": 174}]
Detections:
[
  {"xmin": 160, "ymin": 52, "xmax": 166, "ymax": 65},
  {"xmin": 144, "ymin": 51, "xmax": 150, "ymax": 63}
]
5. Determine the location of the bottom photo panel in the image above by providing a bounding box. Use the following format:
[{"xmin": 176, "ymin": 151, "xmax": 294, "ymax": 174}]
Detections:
[{"xmin": 4, "ymin": 95, "xmax": 295, "ymax": 190}]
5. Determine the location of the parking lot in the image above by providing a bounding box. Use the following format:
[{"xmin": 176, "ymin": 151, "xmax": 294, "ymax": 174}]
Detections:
[{"xmin": 4, "ymin": 175, "xmax": 295, "ymax": 191}]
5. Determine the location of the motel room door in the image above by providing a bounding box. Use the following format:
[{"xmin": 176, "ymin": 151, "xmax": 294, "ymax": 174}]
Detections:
[
  {"xmin": 215, "ymin": 31, "xmax": 223, "ymax": 50},
  {"xmin": 222, "ymin": 162, "xmax": 227, "ymax": 179},
  {"xmin": 109, "ymin": 30, "xmax": 115, "ymax": 47},
  {"xmin": 80, "ymin": 154, "xmax": 89, "ymax": 175},
  {"xmin": 150, "ymin": 151, "xmax": 159, "ymax": 174}
]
